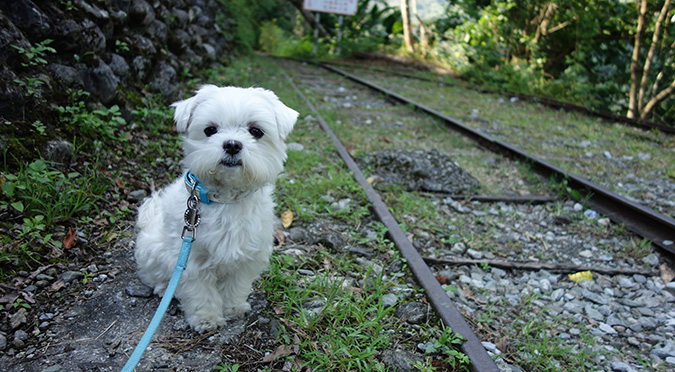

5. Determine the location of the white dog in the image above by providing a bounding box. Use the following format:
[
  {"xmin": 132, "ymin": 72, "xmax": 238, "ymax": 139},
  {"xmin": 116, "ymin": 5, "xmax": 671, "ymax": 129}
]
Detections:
[{"xmin": 134, "ymin": 85, "xmax": 297, "ymax": 332}]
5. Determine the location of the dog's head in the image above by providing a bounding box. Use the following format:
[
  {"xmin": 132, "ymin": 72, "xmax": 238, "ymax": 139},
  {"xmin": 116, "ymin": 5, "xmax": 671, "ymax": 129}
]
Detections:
[{"xmin": 171, "ymin": 85, "xmax": 298, "ymax": 190}]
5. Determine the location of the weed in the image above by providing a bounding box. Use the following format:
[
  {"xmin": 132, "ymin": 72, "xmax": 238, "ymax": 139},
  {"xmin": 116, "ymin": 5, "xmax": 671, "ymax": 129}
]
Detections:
[
  {"xmin": 31, "ymin": 120, "xmax": 47, "ymax": 135},
  {"xmin": 56, "ymin": 90, "xmax": 127, "ymax": 140},
  {"xmin": 13, "ymin": 77, "xmax": 45, "ymax": 98},
  {"xmin": 115, "ymin": 40, "xmax": 130, "ymax": 53},
  {"xmin": 13, "ymin": 298, "xmax": 31, "ymax": 309},
  {"xmin": 1, "ymin": 159, "xmax": 108, "ymax": 225},
  {"xmin": 82, "ymin": 270, "xmax": 95, "ymax": 285},
  {"xmin": 11, "ymin": 39, "xmax": 56, "ymax": 67}
]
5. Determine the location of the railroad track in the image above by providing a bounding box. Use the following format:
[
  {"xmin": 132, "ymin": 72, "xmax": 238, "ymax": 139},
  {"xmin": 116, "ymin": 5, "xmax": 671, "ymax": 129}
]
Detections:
[{"xmin": 279, "ymin": 57, "xmax": 675, "ymax": 371}]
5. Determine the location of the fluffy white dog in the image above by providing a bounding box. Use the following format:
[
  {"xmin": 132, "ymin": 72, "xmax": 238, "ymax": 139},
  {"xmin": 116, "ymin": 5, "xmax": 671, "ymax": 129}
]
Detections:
[{"xmin": 134, "ymin": 85, "xmax": 297, "ymax": 332}]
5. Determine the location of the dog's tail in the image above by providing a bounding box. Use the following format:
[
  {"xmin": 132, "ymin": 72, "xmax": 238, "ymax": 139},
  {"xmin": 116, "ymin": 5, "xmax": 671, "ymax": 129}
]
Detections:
[{"xmin": 136, "ymin": 194, "xmax": 161, "ymax": 231}]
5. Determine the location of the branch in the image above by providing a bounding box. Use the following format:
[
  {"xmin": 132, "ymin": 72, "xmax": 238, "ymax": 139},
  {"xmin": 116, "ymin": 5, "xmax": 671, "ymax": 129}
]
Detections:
[
  {"xmin": 638, "ymin": 0, "xmax": 672, "ymax": 112},
  {"xmin": 640, "ymin": 77, "xmax": 675, "ymax": 119},
  {"xmin": 423, "ymin": 257, "xmax": 658, "ymax": 276}
]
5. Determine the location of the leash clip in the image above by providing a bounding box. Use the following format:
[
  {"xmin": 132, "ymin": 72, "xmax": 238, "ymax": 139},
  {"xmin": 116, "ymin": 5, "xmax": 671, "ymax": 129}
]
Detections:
[{"xmin": 181, "ymin": 184, "xmax": 200, "ymax": 241}]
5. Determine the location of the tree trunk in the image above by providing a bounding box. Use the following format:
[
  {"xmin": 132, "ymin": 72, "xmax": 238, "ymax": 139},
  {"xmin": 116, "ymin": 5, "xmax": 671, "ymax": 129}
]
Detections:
[
  {"xmin": 628, "ymin": 0, "xmax": 648, "ymax": 119},
  {"xmin": 401, "ymin": 0, "xmax": 414, "ymax": 54},
  {"xmin": 638, "ymin": 0, "xmax": 672, "ymax": 112}
]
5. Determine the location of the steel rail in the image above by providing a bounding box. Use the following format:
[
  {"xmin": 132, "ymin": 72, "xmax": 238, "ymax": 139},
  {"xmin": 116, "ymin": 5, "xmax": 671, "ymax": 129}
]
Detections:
[
  {"xmin": 283, "ymin": 70, "xmax": 501, "ymax": 372},
  {"xmin": 321, "ymin": 60, "xmax": 675, "ymax": 135},
  {"xmin": 314, "ymin": 62, "xmax": 675, "ymax": 255}
]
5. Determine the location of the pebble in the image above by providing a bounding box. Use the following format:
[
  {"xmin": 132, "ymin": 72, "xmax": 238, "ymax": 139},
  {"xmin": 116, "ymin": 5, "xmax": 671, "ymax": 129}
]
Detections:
[
  {"xmin": 10, "ymin": 309, "xmax": 28, "ymax": 330},
  {"xmin": 125, "ymin": 284, "xmax": 153, "ymax": 298},
  {"xmin": 60, "ymin": 271, "xmax": 84, "ymax": 282},
  {"xmin": 127, "ymin": 189, "xmax": 148, "ymax": 203},
  {"xmin": 287, "ymin": 142, "xmax": 305, "ymax": 152}
]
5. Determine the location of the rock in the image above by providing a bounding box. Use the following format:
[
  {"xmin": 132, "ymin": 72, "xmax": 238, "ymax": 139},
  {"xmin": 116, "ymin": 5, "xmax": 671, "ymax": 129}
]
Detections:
[
  {"xmin": 482, "ymin": 341, "xmax": 501, "ymax": 354},
  {"xmin": 128, "ymin": 189, "xmax": 148, "ymax": 203},
  {"xmin": 651, "ymin": 342, "xmax": 675, "ymax": 359},
  {"xmin": 60, "ymin": 271, "xmax": 84, "ymax": 282},
  {"xmin": 150, "ymin": 62, "xmax": 178, "ymax": 100},
  {"xmin": 394, "ymin": 302, "xmax": 427, "ymax": 324},
  {"xmin": 643, "ymin": 253, "xmax": 659, "ymax": 266},
  {"xmin": 288, "ymin": 227, "xmax": 309, "ymax": 242},
  {"xmin": 45, "ymin": 140, "xmax": 73, "ymax": 165},
  {"xmin": 287, "ymin": 142, "xmax": 304, "ymax": 152},
  {"xmin": 381, "ymin": 293, "xmax": 398, "ymax": 308},
  {"xmin": 610, "ymin": 361, "xmax": 637, "ymax": 372},
  {"xmin": 125, "ymin": 284, "xmax": 153, "ymax": 298},
  {"xmin": 450, "ymin": 242, "xmax": 466, "ymax": 255},
  {"xmin": 358, "ymin": 149, "xmax": 480, "ymax": 194},
  {"xmin": 6, "ymin": 0, "xmax": 51, "ymax": 39},
  {"xmin": 14, "ymin": 330, "xmax": 28, "ymax": 342},
  {"xmin": 49, "ymin": 64, "xmax": 84, "ymax": 88},
  {"xmin": 380, "ymin": 349, "xmax": 423, "ymax": 372},
  {"xmin": 466, "ymin": 248, "xmax": 483, "ymax": 259},
  {"xmin": 584, "ymin": 209, "xmax": 599, "ymax": 219},
  {"xmin": 108, "ymin": 54, "xmax": 130, "ymax": 83},
  {"xmin": 331, "ymin": 198, "xmax": 351, "ymax": 212},
  {"xmin": 84, "ymin": 60, "xmax": 119, "ymax": 104},
  {"xmin": 42, "ymin": 365, "xmax": 65, "ymax": 372},
  {"xmin": 129, "ymin": 0, "xmax": 155, "ymax": 26},
  {"xmin": 10, "ymin": 308, "xmax": 28, "ymax": 329},
  {"xmin": 0, "ymin": 334, "xmax": 6, "ymax": 350}
]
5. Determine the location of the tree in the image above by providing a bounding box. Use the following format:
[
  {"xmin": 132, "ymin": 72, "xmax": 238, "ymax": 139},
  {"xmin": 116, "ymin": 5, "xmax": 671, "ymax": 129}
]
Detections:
[
  {"xmin": 628, "ymin": 0, "xmax": 674, "ymax": 120},
  {"xmin": 401, "ymin": 0, "xmax": 415, "ymax": 54}
]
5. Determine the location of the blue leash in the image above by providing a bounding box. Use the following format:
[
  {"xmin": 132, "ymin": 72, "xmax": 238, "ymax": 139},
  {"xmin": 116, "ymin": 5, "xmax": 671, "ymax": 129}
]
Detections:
[
  {"xmin": 120, "ymin": 236, "xmax": 193, "ymax": 372},
  {"xmin": 121, "ymin": 175, "xmax": 203, "ymax": 371}
]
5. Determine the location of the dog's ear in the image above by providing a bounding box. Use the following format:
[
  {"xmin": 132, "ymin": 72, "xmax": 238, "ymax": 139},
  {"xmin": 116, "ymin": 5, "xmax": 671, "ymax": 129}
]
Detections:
[
  {"xmin": 254, "ymin": 88, "xmax": 298, "ymax": 140},
  {"xmin": 171, "ymin": 85, "xmax": 220, "ymax": 132},
  {"xmin": 273, "ymin": 100, "xmax": 298, "ymax": 140}
]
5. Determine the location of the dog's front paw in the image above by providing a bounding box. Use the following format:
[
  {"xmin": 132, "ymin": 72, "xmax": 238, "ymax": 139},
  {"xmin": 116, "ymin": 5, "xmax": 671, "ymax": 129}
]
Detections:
[
  {"xmin": 190, "ymin": 316, "xmax": 226, "ymax": 333},
  {"xmin": 224, "ymin": 302, "xmax": 251, "ymax": 317}
]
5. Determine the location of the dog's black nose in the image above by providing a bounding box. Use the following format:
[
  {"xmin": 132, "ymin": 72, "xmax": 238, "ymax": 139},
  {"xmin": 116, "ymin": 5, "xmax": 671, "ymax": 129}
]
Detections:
[{"xmin": 223, "ymin": 140, "xmax": 243, "ymax": 155}]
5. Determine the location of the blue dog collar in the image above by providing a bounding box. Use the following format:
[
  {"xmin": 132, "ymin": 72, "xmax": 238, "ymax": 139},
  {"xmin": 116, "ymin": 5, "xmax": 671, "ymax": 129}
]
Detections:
[
  {"xmin": 183, "ymin": 170, "xmax": 261, "ymax": 204},
  {"xmin": 184, "ymin": 170, "xmax": 213, "ymax": 205}
]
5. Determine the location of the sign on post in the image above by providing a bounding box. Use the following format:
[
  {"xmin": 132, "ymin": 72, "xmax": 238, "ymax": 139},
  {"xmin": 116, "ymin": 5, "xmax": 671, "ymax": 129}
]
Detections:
[
  {"xmin": 303, "ymin": 0, "xmax": 357, "ymax": 56},
  {"xmin": 303, "ymin": 0, "xmax": 358, "ymax": 15}
]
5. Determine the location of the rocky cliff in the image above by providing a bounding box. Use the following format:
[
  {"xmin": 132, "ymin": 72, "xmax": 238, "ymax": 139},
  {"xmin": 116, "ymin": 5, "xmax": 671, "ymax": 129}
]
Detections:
[{"xmin": 0, "ymin": 0, "xmax": 237, "ymax": 160}]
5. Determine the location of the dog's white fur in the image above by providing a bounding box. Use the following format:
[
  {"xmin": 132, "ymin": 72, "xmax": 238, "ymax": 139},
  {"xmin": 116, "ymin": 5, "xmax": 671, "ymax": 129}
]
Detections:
[{"xmin": 134, "ymin": 85, "xmax": 297, "ymax": 332}]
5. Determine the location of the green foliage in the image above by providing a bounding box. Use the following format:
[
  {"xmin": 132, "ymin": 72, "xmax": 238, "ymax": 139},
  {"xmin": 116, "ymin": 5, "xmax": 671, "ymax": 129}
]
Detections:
[
  {"xmin": 56, "ymin": 90, "xmax": 127, "ymax": 140},
  {"xmin": 428, "ymin": 0, "xmax": 675, "ymax": 123},
  {"xmin": 11, "ymin": 39, "xmax": 56, "ymax": 67},
  {"xmin": 13, "ymin": 77, "xmax": 45, "ymax": 98},
  {"xmin": 1, "ymin": 159, "xmax": 108, "ymax": 225}
]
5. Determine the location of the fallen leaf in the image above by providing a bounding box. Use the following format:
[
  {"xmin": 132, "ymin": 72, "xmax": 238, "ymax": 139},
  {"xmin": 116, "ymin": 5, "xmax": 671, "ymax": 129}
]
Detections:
[
  {"xmin": 660, "ymin": 263, "xmax": 674, "ymax": 284},
  {"xmin": 435, "ymin": 275, "xmax": 450, "ymax": 285},
  {"xmin": 281, "ymin": 210, "xmax": 293, "ymax": 229},
  {"xmin": 568, "ymin": 270, "xmax": 593, "ymax": 283},
  {"xmin": 63, "ymin": 227, "xmax": 76, "ymax": 249},
  {"xmin": 50, "ymin": 279, "xmax": 65, "ymax": 292},
  {"xmin": 115, "ymin": 179, "xmax": 125, "ymax": 188},
  {"xmin": 273, "ymin": 226, "xmax": 286, "ymax": 244},
  {"xmin": 262, "ymin": 344, "xmax": 299, "ymax": 362}
]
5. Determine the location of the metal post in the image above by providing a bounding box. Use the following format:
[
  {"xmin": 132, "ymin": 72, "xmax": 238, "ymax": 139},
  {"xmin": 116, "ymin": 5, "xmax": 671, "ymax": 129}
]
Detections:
[
  {"xmin": 337, "ymin": 15, "xmax": 344, "ymax": 56},
  {"xmin": 312, "ymin": 12, "xmax": 320, "ymax": 58}
]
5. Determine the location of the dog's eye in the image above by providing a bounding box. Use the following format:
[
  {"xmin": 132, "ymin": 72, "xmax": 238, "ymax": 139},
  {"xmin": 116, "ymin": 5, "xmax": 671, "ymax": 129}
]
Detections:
[
  {"xmin": 249, "ymin": 127, "xmax": 264, "ymax": 139},
  {"xmin": 204, "ymin": 126, "xmax": 218, "ymax": 137}
]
